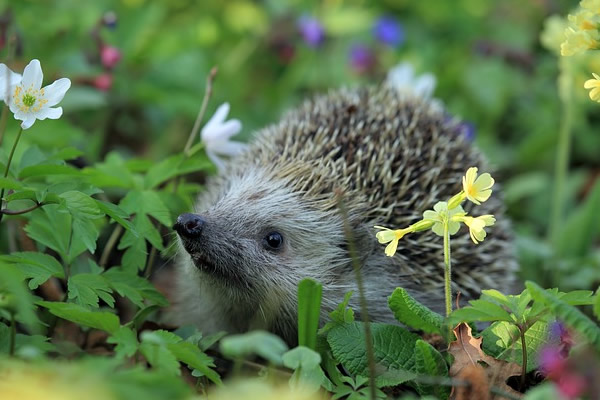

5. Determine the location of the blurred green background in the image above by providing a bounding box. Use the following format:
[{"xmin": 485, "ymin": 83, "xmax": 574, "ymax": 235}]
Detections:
[{"xmin": 1, "ymin": 0, "xmax": 599, "ymax": 290}]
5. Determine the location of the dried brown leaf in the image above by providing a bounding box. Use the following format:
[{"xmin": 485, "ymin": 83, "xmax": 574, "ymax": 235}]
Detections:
[{"xmin": 449, "ymin": 323, "xmax": 523, "ymax": 399}]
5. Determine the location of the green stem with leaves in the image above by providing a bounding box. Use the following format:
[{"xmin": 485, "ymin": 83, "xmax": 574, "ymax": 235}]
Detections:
[
  {"xmin": 0, "ymin": 127, "xmax": 24, "ymax": 224},
  {"xmin": 443, "ymin": 220, "xmax": 452, "ymax": 317},
  {"xmin": 548, "ymin": 58, "xmax": 573, "ymax": 246}
]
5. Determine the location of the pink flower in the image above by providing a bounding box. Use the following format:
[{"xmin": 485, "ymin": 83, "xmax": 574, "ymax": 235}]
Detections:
[
  {"xmin": 539, "ymin": 346, "xmax": 567, "ymax": 378},
  {"xmin": 100, "ymin": 45, "xmax": 121, "ymax": 69},
  {"xmin": 557, "ymin": 373, "xmax": 587, "ymax": 400},
  {"xmin": 93, "ymin": 74, "xmax": 113, "ymax": 91}
]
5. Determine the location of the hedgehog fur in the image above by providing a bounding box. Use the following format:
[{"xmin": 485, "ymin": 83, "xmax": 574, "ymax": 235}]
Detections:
[{"xmin": 173, "ymin": 85, "xmax": 516, "ymax": 344}]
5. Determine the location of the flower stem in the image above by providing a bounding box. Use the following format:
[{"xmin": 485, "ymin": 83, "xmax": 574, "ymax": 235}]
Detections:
[
  {"xmin": 183, "ymin": 67, "xmax": 218, "ymax": 156},
  {"xmin": 0, "ymin": 127, "xmax": 24, "ymax": 224},
  {"xmin": 443, "ymin": 220, "xmax": 452, "ymax": 317},
  {"xmin": 519, "ymin": 326, "xmax": 527, "ymax": 391},
  {"xmin": 548, "ymin": 59, "xmax": 573, "ymax": 246},
  {"xmin": 0, "ymin": 106, "xmax": 8, "ymax": 146}
]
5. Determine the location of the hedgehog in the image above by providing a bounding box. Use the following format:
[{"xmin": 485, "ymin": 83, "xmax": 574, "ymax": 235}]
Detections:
[{"xmin": 172, "ymin": 85, "xmax": 516, "ymax": 344}]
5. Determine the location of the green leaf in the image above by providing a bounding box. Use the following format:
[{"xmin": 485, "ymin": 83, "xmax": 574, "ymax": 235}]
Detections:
[
  {"xmin": 327, "ymin": 322, "xmax": 420, "ymax": 378},
  {"xmin": 526, "ymin": 281, "xmax": 600, "ymax": 351},
  {"xmin": 0, "ymin": 323, "xmax": 55, "ymax": 356},
  {"xmin": 95, "ymin": 200, "xmax": 137, "ymax": 233},
  {"xmin": 321, "ymin": 291, "xmax": 354, "ymax": 334},
  {"xmin": 594, "ymin": 287, "xmax": 600, "ymax": 321},
  {"xmin": 449, "ymin": 299, "xmax": 514, "ymax": 324},
  {"xmin": 38, "ymin": 301, "xmax": 120, "ymax": 334},
  {"xmin": 558, "ymin": 290, "xmax": 595, "ymax": 306},
  {"xmin": 68, "ymin": 273, "xmax": 115, "ymax": 308},
  {"xmin": 50, "ymin": 147, "xmax": 84, "ymax": 161},
  {"xmin": 107, "ymin": 326, "xmax": 139, "ymax": 360},
  {"xmin": 0, "ymin": 177, "xmax": 23, "ymax": 190},
  {"xmin": 481, "ymin": 320, "xmax": 548, "ymax": 372},
  {"xmin": 139, "ymin": 332, "xmax": 181, "ymax": 376},
  {"xmin": 103, "ymin": 268, "xmax": 168, "ymax": 308},
  {"xmin": 0, "ymin": 264, "xmax": 41, "ymax": 333},
  {"xmin": 19, "ymin": 164, "xmax": 80, "ymax": 179},
  {"xmin": 24, "ymin": 205, "xmax": 72, "ymax": 261},
  {"xmin": 220, "ymin": 330, "xmax": 289, "ymax": 365},
  {"xmin": 71, "ymin": 215, "xmax": 101, "ymax": 255},
  {"xmin": 0, "ymin": 252, "xmax": 64, "ymax": 289},
  {"xmin": 556, "ymin": 179, "xmax": 600, "ymax": 258},
  {"xmin": 168, "ymin": 340, "xmax": 222, "ymax": 385},
  {"xmin": 120, "ymin": 190, "xmax": 172, "ymax": 227},
  {"xmin": 413, "ymin": 340, "xmax": 450, "ymax": 398},
  {"xmin": 297, "ymin": 278, "xmax": 322, "ymax": 351},
  {"xmin": 283, "ymin": 346, "xmax": 329, "ymax": 393},
  {"xmin": 388, "ymin": 288, "xmax": 446, "ymax": 335}
]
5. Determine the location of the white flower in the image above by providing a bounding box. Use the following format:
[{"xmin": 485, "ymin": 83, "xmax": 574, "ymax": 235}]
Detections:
[
  {"xmin": 5, "ymin": 59, "xmax": 71, "ymax": 130},
  {"xmin": 386, "ymin": 62, "xmax": 437, "ymax": 99},
  {"xmin": 0, "ymin": 64, "xmax": 22, "ymax": 103},
  {"xmin": 201, "ymin": 102, "xmax": 247, "ymax": 171}
]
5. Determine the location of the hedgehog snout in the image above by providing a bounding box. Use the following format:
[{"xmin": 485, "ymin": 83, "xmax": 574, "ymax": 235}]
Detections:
[{"xmin": 173, "ymin": 213, "xmax": 205, "ymax": 239}]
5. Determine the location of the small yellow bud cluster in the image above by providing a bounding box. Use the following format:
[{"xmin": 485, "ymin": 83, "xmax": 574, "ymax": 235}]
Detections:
[
  {"xmin": 560, "ymin": 1, "xmax": 600, "ymax": 56},
  {"xmin": 375, "ymin": 167, "xmax": 496, "ymax": 257}
]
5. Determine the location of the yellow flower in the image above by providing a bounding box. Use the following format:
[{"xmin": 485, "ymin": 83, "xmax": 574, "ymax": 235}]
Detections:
[
  {"xmin": 455, "ymin": 215, "xmax": 496, "ymax": 244},
  {"xmin": 540, "ymin": 15, "xmax": 568, "ymax": 55},
  {"xmin": 375, "ymin": 225, "xmax": 412, "ymax": 257},
  {"xmin": 568, "ymin": 9, "xmax": 598, "ymax": 31},
  {"xmin": 581, "ymin": 0, "xmax": 600, "ymax": 14},
  {"xmin": 462, "ymin": 167, "xmax": 494, "ymax": 205},
  {"xmin": 561, "ymin": 27, "xmax": 599, "ymax": 56},
  {"xmin": 422, "ymin": 201, "xmax": 465, "ymax": 237},
  {"xmin": 584, "ymin": 73, "xmax": 600, "ymax": 101}
]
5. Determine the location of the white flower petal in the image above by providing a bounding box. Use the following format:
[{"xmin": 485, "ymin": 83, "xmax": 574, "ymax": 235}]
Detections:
[
  {"xmin": 42, "ymin": 78, "xmax": 71, "ymax": 107},
  {"xmin": 0, "ymin": 65, "xmax": 22, "ymax": 102},
  {"xmin": 413, "ymin": 74, "xmax": 436, "ymax": 98},
  {"xmin": 202, "ymin": 103, "xmax": 230, "ymax": 134},
  {"xmin": 209, "ymin": 140, "xmax": 247, "ymax": 157},
  {"xmin": 19, "ymin": 116, "xmax": 37, "ymax": 130},
  {"xmin": 206, "ymin": 149, "xmax": 226, "ymax": 172},
  {"xmin": 21, "ymin": 59, "xmax": 43, "ymax": 90},
  {"xmin": 202, "ymin": 119, "xmax": 242, "ymax": 142},
  {"xmin": 387, "ymin": 63, "xmax": 414, "ymax": 88},
  {"xmin": 36, "ymin": 107, "xmax": 63, "ymax": 120}
]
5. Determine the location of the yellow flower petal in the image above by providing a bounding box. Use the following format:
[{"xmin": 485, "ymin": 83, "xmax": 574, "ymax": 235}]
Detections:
[
  {"xmin": 385, "ymin": 239, "xmax": 399, "ymax": 257},
  {"xmin": 462, "ymin": 167, "xmax": 494, "ymax": 205}
]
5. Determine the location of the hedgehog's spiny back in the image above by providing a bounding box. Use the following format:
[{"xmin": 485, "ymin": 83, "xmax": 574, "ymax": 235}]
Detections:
[{"xmin": 232, "ymin": 85, "xmax": 516, "ymax": 299}]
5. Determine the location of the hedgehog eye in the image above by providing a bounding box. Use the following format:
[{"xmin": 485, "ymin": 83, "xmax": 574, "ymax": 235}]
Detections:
[{"xmin": 263, "ymin": 231, "xmax": 284, "ymax": 251}]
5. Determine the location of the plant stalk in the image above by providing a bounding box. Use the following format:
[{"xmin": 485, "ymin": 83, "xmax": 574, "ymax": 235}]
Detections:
[
  {"xmin": 337, "ymin": 192, "xmax": 376, "ymax": 400},
  {"xmin": 183, "ymin": 67, "xmax": 218, "ymax": 156},
  {"xmin": 443, "ymin": 220, "xmax": 452, "ymax": 317},
  {"xmin": 0, "ymin": 127, "xmax": 24, "ymax": 224},
  {"xmin": 99, "ymin": 224, "xmax": 123, "ymax": 267},
  {"xmin": 519, "ymin": 326, "xmax": 527, "ymax": 391},
  {"xmin": 548, "ymin": 58, "xmax": 573, "ymax": 246}
]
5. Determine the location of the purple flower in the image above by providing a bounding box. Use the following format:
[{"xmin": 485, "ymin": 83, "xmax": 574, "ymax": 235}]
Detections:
[
  {"xmin": 297, "ymin": 15, "xmax": 324, "ymax": 47},
  {"xmin": 458, "ymin": 121, "xmax": 475, "ymax": 141},
  {"xmin": 102, "ymin": 11, "xmax": 118, "ymax": 29},
  {"xmin": 373, "ymin": 16, "xmax": 404, "ymax": 47},
  {"xmin": 349, "ymin": 44, "xmax": 375, "ymax": 73}
]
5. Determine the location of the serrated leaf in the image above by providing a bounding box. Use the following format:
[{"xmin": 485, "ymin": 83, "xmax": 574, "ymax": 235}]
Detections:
[
  {"xmin": 59, "ymin": 191, "xmax": 103, "ymax": 219},
  {"xmin": 0, "ymin": 323, "xmax": 56, "ymax": 355},
  {"xmin": 120, "ymin": 235, "xmax": 148, "ymax": 272},
  {"xmin": 220, "ymin": 330, "xmax": 288, "ymax": 365},
  {"xmin": 481, "ymin": 320, "xmax": 548, "ymax": 372},
  {"xmin": 327, "ymin": 322, "xmax": 419, "ymax": 378},
  {"xmin": 558, "ymin": 290, "xmax": 595, "ymax": 306},
  {"xmin": 103, "ymin": 268, "xmax": 168, "ymax": 308},
  {"xmin": 107, "ymin": 326, "xmax": 139, "ymax": 360},
  {"xmin": 298, "ymin": 278, "xmax": 322, "ymax": 351},
  {"xmin": 120, "ymin": 190, "xmax": 172, "ymax": 227},
  {"xmin": 71, "ymin": 216, "xmax": 100, "ymax": 255},
  {"xmin": 414, "ymin": 339, "xmax": 450, "ymax": 398},
  {"xmin": 38, "ymin": 301, "xmax": 119, "ymax": 333},
  {"xmin": 95, "ymin": 200, "xmax": 136, "ymax": 234},
  {"xmin": 526, "ymin": 281, "xmax": 600, "ymax": 351},
  {"xmin": 388, "ymin": 287, "xmax": 446, "ymax": 335},
  {"xmin": 68, "ymin": 273, "xmax": 115, "ymax": 308},
  {"xmin": 0, "ymin": 264, "xmax": 41, "ymax": 334},
  {"xmin": 139, "ymin": 340, "xmax": 181, "ymax": 376},
  {"xmin": 24, "ymin": 205, "xmax": 71, "ymax": 261},
  {"xmin": 0, "ymin": 252, "xmax": 64, "ymax": 289},
  {"xmin": 168, "ymin": 340, "xmax": 222, "ymax": 385}
]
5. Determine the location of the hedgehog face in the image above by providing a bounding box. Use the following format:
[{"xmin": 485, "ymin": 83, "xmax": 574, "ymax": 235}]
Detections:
[{"xmin": 174, "ymin": 168, "xmax": 350, "ymax": 299}]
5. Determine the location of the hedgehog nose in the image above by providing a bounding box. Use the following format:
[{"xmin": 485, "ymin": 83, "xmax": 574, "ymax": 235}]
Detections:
[{"xmin": 173, "ymin": 213, "xmax": 205, "ymax": 238}]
